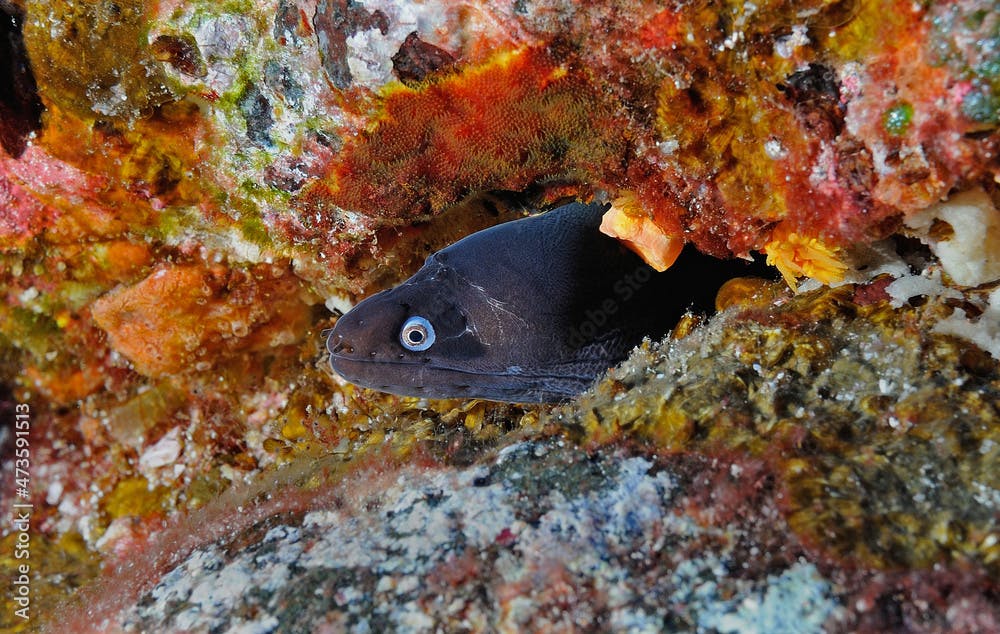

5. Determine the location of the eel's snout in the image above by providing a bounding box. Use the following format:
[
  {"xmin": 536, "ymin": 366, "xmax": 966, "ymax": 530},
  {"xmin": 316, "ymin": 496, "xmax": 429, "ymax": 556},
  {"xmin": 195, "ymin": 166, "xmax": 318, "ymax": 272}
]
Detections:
[
  {"xmin": 326, "ymin": 313, "xmax": 398, "ymax": 391},
  {"xmin": 326, "ymin": 289, "xmax": 403, "ymax": 364},
  {"xmin": 326, "ymin": 324, "xmax": 363, "ymax": 383},
  {"xmin": 326, "ymin": 330, "xmax": 352, "ymax": 356}
]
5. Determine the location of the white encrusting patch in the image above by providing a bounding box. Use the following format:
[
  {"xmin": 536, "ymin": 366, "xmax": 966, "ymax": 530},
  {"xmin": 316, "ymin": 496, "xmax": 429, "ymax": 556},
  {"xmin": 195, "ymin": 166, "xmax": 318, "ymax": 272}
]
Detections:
[
  {"xmin": 904, "ymin": 188, "xmax": 1000, "ymax": 287},
  {"xmin": 932, "ymin": 287, "xmax": 1000, "ymax": 359}
]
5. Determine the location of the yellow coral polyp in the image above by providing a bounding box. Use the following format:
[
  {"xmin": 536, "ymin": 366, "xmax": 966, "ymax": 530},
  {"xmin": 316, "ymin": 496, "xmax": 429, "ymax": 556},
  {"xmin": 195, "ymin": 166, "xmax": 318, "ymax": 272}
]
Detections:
[
  {"xmin": 55, "ymin": 310, "xmax": 72, "ymax": 329},
  {"xmin": 281, "ymin": 418, "xmax": 309, "ymax": 441},
  {"xmin": 764, "ymin": 230, "xmax": 847, "ymax": 291}
]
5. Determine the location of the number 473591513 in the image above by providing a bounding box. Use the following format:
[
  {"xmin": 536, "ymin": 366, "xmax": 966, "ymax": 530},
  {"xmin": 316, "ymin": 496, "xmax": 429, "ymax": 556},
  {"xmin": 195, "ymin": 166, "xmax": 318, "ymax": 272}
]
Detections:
[{"xmin": 14, "ymin": 403, "xmax": 30, "ymax": 493}]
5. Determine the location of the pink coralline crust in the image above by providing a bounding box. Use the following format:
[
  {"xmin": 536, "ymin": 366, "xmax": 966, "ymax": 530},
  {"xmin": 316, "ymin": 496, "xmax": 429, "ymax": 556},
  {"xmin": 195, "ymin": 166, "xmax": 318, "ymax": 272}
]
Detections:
[
  {"xmin": 766, "ymin": 1, "xmax": 999, "ymax": 246},
  {"xmin": 0, "ymin": 160, "xmax": 51, "ymax": 248},
  {"xmin": 495, "ymin": 559, "xmax": 602, "ymax": 629},
  {"xmin": 837, "ymin": 28, "xmax": 991, "ymax": 215},
  {"xmin": 1, "ymin": 145, "xmax": 139, "ymax": 244}
]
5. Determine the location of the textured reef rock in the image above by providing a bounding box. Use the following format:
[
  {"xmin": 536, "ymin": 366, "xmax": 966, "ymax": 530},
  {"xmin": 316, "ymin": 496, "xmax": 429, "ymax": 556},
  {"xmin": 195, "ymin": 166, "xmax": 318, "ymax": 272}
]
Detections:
[
  {"xmin": 45, "ymin": 276, "xmax": 1000, "ymax": 633},
  {"xmin": 1, "ymin": 0, "xmax": 999, "ymax": 632},
  {"xmin": 90, "ymin": 262, "xmax": 314, "ymax": 377},
  {"xmin": 114, "ymin": 442, "xmax": 842, "ymax": 633},
  {"xmin": 570, "ymin": 270, "xmax": 1000, "ymax": 578}
]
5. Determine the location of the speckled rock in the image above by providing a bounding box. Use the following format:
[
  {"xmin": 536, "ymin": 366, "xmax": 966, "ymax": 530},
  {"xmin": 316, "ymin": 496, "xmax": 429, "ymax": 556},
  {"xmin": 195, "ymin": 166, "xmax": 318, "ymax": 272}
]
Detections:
[{"xmin": 114, "ymin": 440, "xmax": 842, "ymax": 634}]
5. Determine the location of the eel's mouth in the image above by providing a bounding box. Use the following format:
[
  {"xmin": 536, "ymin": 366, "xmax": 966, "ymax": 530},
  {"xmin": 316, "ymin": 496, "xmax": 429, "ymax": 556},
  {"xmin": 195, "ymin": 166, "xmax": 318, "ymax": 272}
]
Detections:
[{"xmin": 326, "ymin": 350, "xmax": 586, "ymax": 404}]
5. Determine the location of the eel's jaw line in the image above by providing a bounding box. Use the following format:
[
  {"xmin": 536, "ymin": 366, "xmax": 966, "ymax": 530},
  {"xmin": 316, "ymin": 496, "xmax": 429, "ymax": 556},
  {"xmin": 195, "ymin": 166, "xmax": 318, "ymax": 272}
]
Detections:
[
  {"xmin": 328, "ymin": 354, "xmax": 593, "ymax": 382},
  {"xmin": 328, "ymin": 355, "xmax": 591, "ymax": 403}
]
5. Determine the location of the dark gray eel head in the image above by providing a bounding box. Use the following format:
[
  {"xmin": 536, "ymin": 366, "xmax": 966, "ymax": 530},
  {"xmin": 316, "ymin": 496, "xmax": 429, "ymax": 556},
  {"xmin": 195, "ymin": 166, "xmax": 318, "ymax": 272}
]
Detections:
[
  {"xmin": 327, "ymin": 254, "xmax": 584, "ymax": 402},
  {"xmin": 328, "ymin": 202, "xmax": 621, "ymax": 403},
  {"xmin": 326, "ymin": 201, "xmax": 764, "ymax": 403}
]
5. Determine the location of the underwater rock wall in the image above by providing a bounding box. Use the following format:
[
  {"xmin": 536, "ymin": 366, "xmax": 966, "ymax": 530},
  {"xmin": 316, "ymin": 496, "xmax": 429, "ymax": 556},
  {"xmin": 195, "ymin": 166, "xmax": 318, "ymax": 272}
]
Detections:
[{"xmin": 0, "ymin": 0, "xmax": 998, "ymax": 632}]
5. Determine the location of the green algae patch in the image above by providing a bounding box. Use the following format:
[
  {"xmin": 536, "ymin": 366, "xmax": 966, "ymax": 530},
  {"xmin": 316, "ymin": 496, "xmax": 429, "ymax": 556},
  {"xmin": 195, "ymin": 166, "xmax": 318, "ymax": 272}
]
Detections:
[
  {"xmin": 23, "ymin": 0, "xmax": 177, "ymax": 121},
  {"xmin": 883, "ymin": 101, "xmax": 915, "ymax": 135},
  {"xmin": 0, "ymin": 306, "xmax": 60, "ymax": 362}
]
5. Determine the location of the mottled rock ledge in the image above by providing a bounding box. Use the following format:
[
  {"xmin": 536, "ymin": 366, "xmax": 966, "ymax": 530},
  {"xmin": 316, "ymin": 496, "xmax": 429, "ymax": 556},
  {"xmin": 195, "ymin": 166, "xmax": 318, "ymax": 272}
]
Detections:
[
  {"xmin": 41, "ymin": 269, "xmax": 1000, "ymax": 634},
  {"xmin": 115, "ymin": 441, "xmax": 841, "ymax": 633}
]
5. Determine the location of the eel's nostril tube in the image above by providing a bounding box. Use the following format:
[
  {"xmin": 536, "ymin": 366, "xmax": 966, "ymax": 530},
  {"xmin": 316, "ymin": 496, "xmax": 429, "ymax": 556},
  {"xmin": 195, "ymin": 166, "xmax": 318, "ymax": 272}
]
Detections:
[{"xmin": 327, "ymin": 332, "xmax": 349, "ymax": 355}]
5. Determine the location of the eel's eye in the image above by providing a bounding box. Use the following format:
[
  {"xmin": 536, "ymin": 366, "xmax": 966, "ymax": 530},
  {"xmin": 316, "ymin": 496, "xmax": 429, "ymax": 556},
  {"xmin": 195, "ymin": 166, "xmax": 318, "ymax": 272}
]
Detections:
[{"xmin": 400, "ymin": 316, "xmax": 435, "ymax": 351}]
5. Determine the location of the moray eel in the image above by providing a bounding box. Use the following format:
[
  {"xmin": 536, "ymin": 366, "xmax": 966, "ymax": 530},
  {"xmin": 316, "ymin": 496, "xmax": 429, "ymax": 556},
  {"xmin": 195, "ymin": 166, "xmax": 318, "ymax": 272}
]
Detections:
[{"xmin": 328, "ymin": 201, "xmax": 764, "ymax": 403}]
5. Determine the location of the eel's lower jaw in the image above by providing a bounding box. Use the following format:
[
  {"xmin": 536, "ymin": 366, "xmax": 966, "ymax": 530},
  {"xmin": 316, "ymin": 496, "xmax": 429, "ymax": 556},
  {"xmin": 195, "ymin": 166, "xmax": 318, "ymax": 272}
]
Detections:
[
  {"xmin": 327, "ymin": 354, "xmax": 430, "ymax": 392},
  {"xmin": 327, "ymin": 355, "xmax": 586, "ymax": 404}
]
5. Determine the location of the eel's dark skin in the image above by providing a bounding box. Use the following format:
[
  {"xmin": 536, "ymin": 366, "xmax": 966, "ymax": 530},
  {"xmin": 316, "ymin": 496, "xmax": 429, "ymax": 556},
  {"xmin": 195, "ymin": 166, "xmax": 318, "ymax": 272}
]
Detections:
[{"xmin": 327, "ymin": 201, "xmax": 768, "ymax": 403}]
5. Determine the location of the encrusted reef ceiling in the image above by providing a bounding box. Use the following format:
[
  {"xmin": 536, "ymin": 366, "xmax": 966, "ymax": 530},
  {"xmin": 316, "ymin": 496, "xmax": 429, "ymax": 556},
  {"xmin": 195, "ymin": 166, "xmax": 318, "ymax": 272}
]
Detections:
[{"xmin": 0, "ymin": 0, "xmax": 999, "ymax": 632}]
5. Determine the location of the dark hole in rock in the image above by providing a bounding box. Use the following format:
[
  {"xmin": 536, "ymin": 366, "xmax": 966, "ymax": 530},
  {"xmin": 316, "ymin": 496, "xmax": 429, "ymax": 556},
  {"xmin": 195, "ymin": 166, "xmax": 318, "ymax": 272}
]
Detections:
[
  {"xmin": 0, "ymin": 3, "xmax": 44, "ymax": 158},
  {"xmin": 779, "ymin": 63, "xmax": 845, "ymax": 137}
]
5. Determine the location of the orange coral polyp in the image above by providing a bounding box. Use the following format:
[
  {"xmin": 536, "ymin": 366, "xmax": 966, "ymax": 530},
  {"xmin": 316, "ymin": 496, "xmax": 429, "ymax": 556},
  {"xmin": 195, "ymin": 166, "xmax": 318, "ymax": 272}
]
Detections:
[
  {"xmin": 599, "ymin": 196, "xmax": 685, "ymax": 272},
  {"xmin": 327, "ymin": 46, "xmax": 622, "ymax": 218}
]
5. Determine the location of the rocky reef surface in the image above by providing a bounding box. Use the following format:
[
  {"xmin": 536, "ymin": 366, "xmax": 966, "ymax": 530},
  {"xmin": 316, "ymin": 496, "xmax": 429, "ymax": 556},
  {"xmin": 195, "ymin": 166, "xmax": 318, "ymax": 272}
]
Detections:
[
  {"xmin": 115, "ymin": 442, "xmax": 842, "ymax": 633},
  {"xmin": 1, "ymin": 0, "xmax": 999, "ymax": 632}
]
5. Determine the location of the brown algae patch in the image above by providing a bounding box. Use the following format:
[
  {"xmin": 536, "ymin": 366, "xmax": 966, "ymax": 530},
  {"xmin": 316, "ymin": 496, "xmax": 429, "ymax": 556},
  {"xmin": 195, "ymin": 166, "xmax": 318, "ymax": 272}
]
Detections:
[{"xmin": 559, "ymin": 282, "xmax": 1000, "ymax": 572}]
